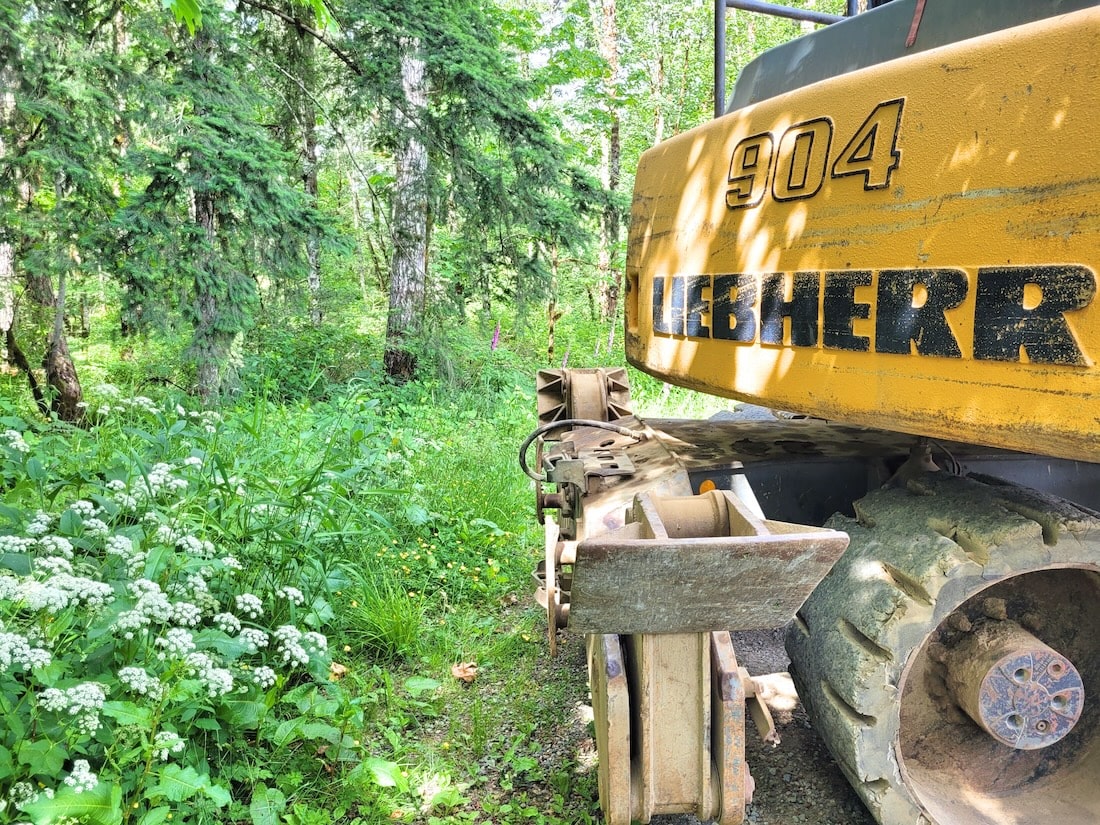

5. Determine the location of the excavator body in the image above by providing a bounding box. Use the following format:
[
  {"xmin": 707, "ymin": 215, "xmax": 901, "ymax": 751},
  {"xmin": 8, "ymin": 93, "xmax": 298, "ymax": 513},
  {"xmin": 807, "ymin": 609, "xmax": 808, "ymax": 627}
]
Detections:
[{"xmin": 527, "ymin": 3, "xmax": 1100, "ymax": 824}]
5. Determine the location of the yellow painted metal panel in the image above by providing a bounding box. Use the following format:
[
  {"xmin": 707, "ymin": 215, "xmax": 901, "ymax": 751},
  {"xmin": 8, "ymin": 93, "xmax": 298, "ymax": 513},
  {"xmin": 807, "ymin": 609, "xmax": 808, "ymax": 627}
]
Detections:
[{"xmin": 625, "ymin": 9, "xmax": 1100, "ymax": 461}]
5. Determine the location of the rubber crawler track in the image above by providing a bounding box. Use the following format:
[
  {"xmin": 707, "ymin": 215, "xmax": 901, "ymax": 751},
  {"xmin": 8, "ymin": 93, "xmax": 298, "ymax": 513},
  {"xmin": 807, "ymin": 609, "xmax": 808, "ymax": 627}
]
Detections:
[{"xmin": 786, "ymin": 471, "xmax": 1100, "ymax": 825}]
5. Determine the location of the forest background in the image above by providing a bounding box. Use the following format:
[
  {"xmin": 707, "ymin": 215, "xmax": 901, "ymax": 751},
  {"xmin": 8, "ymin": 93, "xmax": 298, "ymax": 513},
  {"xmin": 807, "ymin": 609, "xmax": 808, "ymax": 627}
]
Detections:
[{"xmin": 0, "ymin": 1, "xmax": 843, "ymax": 823}]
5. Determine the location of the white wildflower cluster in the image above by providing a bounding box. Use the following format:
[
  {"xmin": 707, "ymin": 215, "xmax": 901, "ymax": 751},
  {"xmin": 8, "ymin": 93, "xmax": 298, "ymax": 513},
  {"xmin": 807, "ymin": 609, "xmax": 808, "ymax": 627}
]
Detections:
[
  {"xmin": 144, "ymin": 462, "xmax": 188, "ymax": 498},
  {"xmin": 15, "ymin": 573, "xmax": 113, "ymax": 612},
  {"xmin": 213, "ymin": 612, "xmax": 241, "ymax": 634},
  {"xmin": 90, "ymin": 387, "xmax": 160, "ymax": 419},
  {"xmin": 154, "ymin": 730, "xmax": 186, "ymax": 761},
  {"xmin": 0, "ymin": 429, "xmax": 29, "ymax": 454},
  {"xmin": 39, "ymin": 683, "xmax": 107, "ymax": 735},
  {"xmin": 235, "ymin": 593, "xmax": 263, "ymax": 619},
  {"xmin": 25, "ymin": 511, "xmax": 53, "ymax": 537},
  {"xmin": 31, "ymin": 555, "xmax": 72, "ymax": 576},
  {"xmin": 6, "ymin": 780, "xmax": 38, "ymax": 807},
  {"xmin": 272, "ymin": 625, "xmax": 327, "ymax": 667},
  {"xmin": 39, "ymin": 574, "xmax": 111, "ymax": 609},
  {"xmin": 154, "ymin": 628, "xmax": 195, "ymax": 660},
  {"xmin": 62, "ymin": 759, "xmax": 98, "ymax": 794},
  {"xmin": 277, "ymin": 585, "xmax": 305, "ymax": 606},
  {"xmin": 220, "ymin": 555, "xmax": 243, "ymax": 572},
  {"xmin": 182, "ymin": 456, "xmax": 203, "ymax": 469},
  {"xmin": 183, "ymin": 651, "xmax": 234, "ymax": 696},
  {"xmin": 65, "ymin": 501, "xmax": 110, "ymax": 538},
  {"xmin": 105, "ymin": 479, "xmax": 138, "ymax": 511},
  {"xmin": 114, "ymin": 579, "xmax": 173, "ymax": 638},
  {"xmin": 117, "ymin": 666, "xmax": 164, "ymax": 699},
  {"xmin": 237, "ymin": 628, "xmax": 268, "ymax": 652},
  {"xmin": 154, "ymin": 524, "xmax": 180, "ymax": 545},
  {"xmin": 0, "ymin": 631, "xmax": 51, "ymax": 672},
  {"xmin": 168, "ymin": 573, "xmax": 218, "ymax": 614},
  {"xmin": 82, "ymin": 517, "xmax": 110, "ymax": 538},
  {"xmin": 188, "ymin": 409, "xmax": 223, "ymax": 435},
  {"xmin": 251, "ymin": 665, "xmax": 277, "ymax": 689},
  {"xmin": 170, "ymin": 601, "xmax": 202, "ymax": 628},
  {"xmin": 36, "ymin": 535, "xmax": 74, "ymax": 559},
  {"xmin": 105, "ymin": 534, "xmax": 146, "ymax": 576},
  {"xmin": 0, "ymin": 535, "xmax": 35, "ymax": 554},
  {"xmin": 66, "ymin": 500, "xmax": 98, "ymax": 519},
  {"xmin": 174, "ymin": 534, "xmax": 214, "ymax": 558}
]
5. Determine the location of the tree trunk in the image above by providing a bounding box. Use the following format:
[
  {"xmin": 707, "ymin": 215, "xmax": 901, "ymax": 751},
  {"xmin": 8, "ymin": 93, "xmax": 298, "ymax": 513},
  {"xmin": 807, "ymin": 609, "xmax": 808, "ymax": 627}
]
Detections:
[
  {"xmin": 192, "ymin": 188, "xmax": 229, "ymax": 403},
  {"xmin": 44, "ymin": 269, "xmax": 83, "ymax": 424},
  {"xmin": 383, "ymin": 37, "xmax": 429, "ymax": 382},
  {"xmin": 290, "ymin": 10, "xmax": 323, "ymax": 326},
  {"xmin": 594, "ymin": 0, "xmax": 622, "ymax": 346}
]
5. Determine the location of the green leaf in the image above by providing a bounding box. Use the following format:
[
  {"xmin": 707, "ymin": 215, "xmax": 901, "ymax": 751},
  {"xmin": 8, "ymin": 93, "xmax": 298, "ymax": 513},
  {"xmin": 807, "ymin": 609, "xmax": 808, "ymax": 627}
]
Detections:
[
  {"xmin": 24, "ymin": 782, "xmax": 121, "ymax": 825},
  {"xmin": 17, "ymin": 739, "xmax": 67, "ymax": 775},
  {"xmin": 0, "ymin": 552, "xmax": 31, "ymax": 575},
  {"xmin": 25, "ymin": 457, "xmax": 46, "ymax": 481},
  {"xmin": 220, "ymin": 698, "xmax": 267, "ymax": 728},
  {"xmin": 137, "ymin": 806, "xmax": 171, "ymax": 825},
  {"xmin": 102, "ymin": 701, "xmax": 154, "ymax": 727},
  {"xmin": 59, "ymin": 509, "xmax": 83, "ymax": 536},
  {"xmin": 0, "ymin": 744, "xmax": 13, "ymax": 779},
  {"xmin": 363, "ymin": 758, "xmax": 407, "ymax": 792},
  {"xmin": 301, "ymin": 721, "xmax": 342, "ymax": 743},
  {"xmin": 146, "ymin": 764, "xmax": 227, "ymax": 805},
  {"xmin": 404, "ymin": 676, "xmax": 441, "ymax": 697},
  {"xmin": 249, "ymin": 784, "xmax": 286, "ymax": 825}
]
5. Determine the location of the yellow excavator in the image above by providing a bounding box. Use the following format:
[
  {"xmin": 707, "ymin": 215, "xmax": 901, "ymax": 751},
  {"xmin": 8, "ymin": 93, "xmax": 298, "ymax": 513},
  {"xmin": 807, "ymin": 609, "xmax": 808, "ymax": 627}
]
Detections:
[{"xmin": 523, "ymin": 1, "xmax": 1100, "ymax": 823}]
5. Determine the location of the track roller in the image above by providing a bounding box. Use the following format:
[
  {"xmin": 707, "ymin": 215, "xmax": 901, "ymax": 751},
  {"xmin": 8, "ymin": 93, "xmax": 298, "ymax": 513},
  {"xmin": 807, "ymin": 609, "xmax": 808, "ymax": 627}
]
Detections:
[{"xmin": 786, "ymin": 472, "xmax": 1100, "ymax": 825}]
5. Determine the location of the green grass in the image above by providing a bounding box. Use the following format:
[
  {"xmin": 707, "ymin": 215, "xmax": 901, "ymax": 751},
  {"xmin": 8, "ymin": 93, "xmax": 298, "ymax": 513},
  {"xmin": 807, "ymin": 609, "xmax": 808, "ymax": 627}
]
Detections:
[{"xmin": 0, "ymin": 305, "xmax": 711, "ymax": 824}]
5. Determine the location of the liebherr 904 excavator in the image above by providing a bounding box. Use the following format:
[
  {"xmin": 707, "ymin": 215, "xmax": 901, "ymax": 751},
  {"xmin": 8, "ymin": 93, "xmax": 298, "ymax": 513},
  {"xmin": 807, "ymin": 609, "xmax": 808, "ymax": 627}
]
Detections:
[{"xmin": 523, "ymin": 1, "xmax": 1100, "ymax": 823}]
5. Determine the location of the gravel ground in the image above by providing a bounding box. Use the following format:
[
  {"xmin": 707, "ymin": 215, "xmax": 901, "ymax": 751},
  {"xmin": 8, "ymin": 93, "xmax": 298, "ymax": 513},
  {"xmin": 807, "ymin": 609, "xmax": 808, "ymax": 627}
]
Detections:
[{"xmin": 546, "ymin": 627, "xmax": 878, "ymax": 825}]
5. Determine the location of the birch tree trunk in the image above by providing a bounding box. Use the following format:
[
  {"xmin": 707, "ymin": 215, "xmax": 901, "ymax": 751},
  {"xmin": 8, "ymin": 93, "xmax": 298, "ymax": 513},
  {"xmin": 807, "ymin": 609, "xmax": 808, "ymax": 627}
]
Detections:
[
  {"xmin": 594, "ymin": 0, "xmax": 622, "ymax": 348},
  {"xmin": 383, "ymin": 38, "xmax": 429, "ymax": 382}
]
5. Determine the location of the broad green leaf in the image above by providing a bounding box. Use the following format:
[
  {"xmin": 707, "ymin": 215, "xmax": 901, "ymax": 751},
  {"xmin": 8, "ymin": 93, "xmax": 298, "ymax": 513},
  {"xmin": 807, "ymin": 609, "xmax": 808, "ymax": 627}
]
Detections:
[
  {"xmin": 17, "ymin": 739, "xmax": 67, "ymax": 775},
  {"xmin": 59, "ymin": 509, "xmax": 82, "ymax": 536},
  {"xmin": 404, "ymin": 676, "xmax": 441, "ymax": 697},
  {"xmin": 24, "ymin": 782, "xmax": 121, "ymax": 825},
  {"xmin": 300, "ymin": 721, "xmax": 342, "ymax": 743},
  {"xmin": 0, "ymin": 504, "xmax": 23, "ymax": 523},
  {"xmin": 363, "ymin": 757, "xmax": 407, "ymax": 791},
  {"xmin": 137, "ymin": 806, "xmax": 171, "ymax": 825},
  {"xmin": 0, "ymin": 552, "xmax": 31, "ymax": 575},
  {"xmin": 220, "ymin": 698, "xmax": 267, "ymax": 728},
  {"xmin": 25, "ymin": 457, "xmax": 46, "ymax": 481},
  {"xmin": 102, "ymin": 700, "xmax": 154, "ymax": 727},
  {"xmin": 194, "ymin": 628, "xmax": 249, "ymax": 658},
  {"xmin": 146, "ymin": 765, "xmax": 209, "ymax": 803},
  {"xmin": 271, "ymin": 719, "xmax": 300, "ymax": 746},
  {"xmin": 249, "ymin": 784, "xmax": 286, "ymax": 825}
]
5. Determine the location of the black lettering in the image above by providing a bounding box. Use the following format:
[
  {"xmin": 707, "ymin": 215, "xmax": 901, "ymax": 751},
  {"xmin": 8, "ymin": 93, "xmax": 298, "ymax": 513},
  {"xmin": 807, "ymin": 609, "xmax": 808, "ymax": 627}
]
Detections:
[
  {"xmin": 652, "ymin": 276, "xmax": 670, "ymax": 334},
  {"xmin": 974, "ymin": 266, "xmax": 1094, "ymax": 364},
  {"xmin": 875, "ymin": 269, "xmax": 965, "ymax": 357},
  {"xmin": 712, "ymin": 274, "xmax": 757, "ymax": 342},
  {"xmin": 685, "ymin": 276, "xmax": 710, "ymax": 338},
  {"xmin": 761, "ymin": 273, "xmax": 818, "ymax": 346},
  {"xmin": 823, "ymin": 271, "xmax": 871, "ymax": 351},
  {"xmin": 669, "ymin": 276, "xmax": 686, "ymax": 335}
]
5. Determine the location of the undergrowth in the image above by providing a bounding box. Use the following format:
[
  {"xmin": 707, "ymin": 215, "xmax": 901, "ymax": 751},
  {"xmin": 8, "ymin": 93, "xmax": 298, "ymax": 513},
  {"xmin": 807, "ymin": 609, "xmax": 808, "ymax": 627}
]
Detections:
[{"xmin": 0, "ymin": 317, "xmax": 622, "ymax": 824}]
